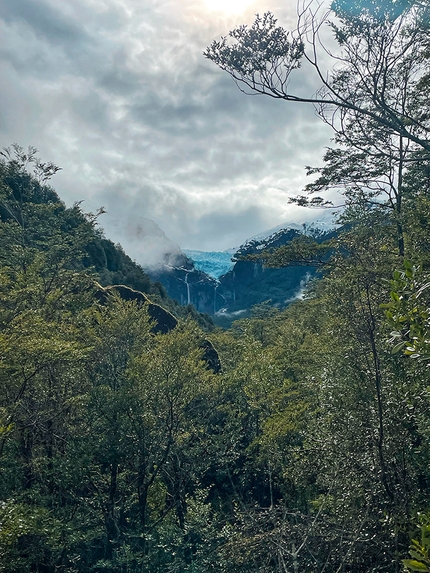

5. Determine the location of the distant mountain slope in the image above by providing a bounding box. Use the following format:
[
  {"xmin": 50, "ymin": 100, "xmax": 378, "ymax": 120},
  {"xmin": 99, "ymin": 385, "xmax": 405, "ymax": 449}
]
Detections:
[
  {"xmin": 217, "ymin": 227, "xmax": 314, "ymax": 318},
  {"xmin": 136, "ymin": 222, "xmax": 221, "ymax": 315},
  {"xmin": 245, "ymin": 218, "xmax": 337, "ymax": 245}
]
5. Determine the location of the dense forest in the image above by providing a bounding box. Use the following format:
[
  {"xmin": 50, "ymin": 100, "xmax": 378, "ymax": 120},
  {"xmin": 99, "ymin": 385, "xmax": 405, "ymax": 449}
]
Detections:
[{"xmin": 1, "ymin": 0, "xmax": 430, "ymax": 572}]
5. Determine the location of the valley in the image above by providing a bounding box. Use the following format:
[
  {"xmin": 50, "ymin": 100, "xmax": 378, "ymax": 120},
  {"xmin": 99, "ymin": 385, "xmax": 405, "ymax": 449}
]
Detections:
[{"xmin": 143, "ymin": 220, "xmax": 335, "ymax": 322}]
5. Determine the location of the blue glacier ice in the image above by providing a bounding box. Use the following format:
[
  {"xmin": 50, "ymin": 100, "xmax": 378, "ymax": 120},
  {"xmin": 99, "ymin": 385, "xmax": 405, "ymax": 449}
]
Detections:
[{"xmin": 183, "ymin": 250, "xmax": 234, "ymax": 280}]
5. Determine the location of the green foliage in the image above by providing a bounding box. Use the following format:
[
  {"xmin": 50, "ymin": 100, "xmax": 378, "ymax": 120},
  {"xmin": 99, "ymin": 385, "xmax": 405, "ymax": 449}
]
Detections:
[
  {"xmin": 204, "ymin": 7, "xmax": 430, "ymax": 442},
  {"xmin": 204, "ymin": 12, "xmax": 304, "ymax": 84},
  {"xmin": 252, "ymin": 234, "xmax": 336, "ymax": 268},
  {"xmin": 0, "ymin": 500, "xmax": 58, "ymax": 573},
  {"xmin": 332, "ymin": 0, "xmax": 413, "ymax": 21},
  {"xmin": 404, "ymin": 515, "xmax": 430, "ymax": 572},
  {"xmin": 384, "ymin": 260, "xmax": 430, "ymax": 359}
]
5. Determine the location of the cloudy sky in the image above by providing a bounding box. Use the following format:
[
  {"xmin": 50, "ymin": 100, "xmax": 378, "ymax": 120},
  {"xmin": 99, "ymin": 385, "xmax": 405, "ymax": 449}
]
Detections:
[{"xmin": 0, "ymin": 0, "xmax": 335, "ymax": 260}]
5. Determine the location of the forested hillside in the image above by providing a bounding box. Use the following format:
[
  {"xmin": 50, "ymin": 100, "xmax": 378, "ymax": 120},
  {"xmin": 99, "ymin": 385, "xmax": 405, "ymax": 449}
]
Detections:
[{"xmin": 1, "ymin": 0, "xmax": 430, "ymax": 571}]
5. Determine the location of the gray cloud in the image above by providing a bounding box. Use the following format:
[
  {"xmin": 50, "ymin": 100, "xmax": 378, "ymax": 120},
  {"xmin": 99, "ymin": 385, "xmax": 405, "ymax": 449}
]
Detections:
[
  {"xmin": 0, "ymin": 0, "xmax": 91, "ymax": 47},
  {"xmin": 0, "ymin": 0, "xmax": 334, "ymax": 256}
]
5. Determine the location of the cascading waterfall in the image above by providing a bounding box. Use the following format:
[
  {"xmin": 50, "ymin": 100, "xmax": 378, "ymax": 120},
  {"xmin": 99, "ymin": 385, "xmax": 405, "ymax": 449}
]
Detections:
[
  {"xmin": 284, "ymin": 272, "xmax": 312, "ymax": 304},
  {"xmin": 185, "ymin": 271, "xmax": 191, "ymax": 305},
  {"xmin": 297, "ymin": 272, "xmax": 312, "ymax": 300}
]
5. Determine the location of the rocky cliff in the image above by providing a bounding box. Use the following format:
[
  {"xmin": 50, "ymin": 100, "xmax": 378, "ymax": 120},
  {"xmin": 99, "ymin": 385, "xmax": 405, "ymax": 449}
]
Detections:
[
  {"xmin": 217, "ymin": 227, "xmax": 314, "ymax": 315},
  {"xmin": 149, "ymin": 255, "xmax": 222, "ymax": 315}
]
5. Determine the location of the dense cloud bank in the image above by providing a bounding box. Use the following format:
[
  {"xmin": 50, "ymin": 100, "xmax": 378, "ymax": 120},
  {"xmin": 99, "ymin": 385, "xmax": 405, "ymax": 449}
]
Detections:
[{"xmin": 0, "ymin": 0, "xmax": 333, "ymax": 256}]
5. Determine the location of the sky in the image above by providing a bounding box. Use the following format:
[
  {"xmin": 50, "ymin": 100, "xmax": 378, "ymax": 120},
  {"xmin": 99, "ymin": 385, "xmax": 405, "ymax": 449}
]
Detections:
[{"xmin": 0, "ymin": 0, "xmax": 336, "ymax": 261}]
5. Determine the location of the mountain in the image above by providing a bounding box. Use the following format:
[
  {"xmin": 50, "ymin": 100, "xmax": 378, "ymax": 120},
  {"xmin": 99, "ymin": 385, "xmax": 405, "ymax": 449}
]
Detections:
[
  {"xmin": 245, "ymin": 218, "xmax": 337, "ymax": 244},
  {"xmin": 148, "ymin": 256, "xmax": 221, "ymax": 315},
  {"xmin": 136, "ymin": 221, "xmax": 221, "ymax": 315},
  {"xmin": 153, "ymin": 221, "xmax": 338, "ymax": 322},
  {"xmin": 216, "ymin": 222, "xmax": 337, "ymax": 316}
]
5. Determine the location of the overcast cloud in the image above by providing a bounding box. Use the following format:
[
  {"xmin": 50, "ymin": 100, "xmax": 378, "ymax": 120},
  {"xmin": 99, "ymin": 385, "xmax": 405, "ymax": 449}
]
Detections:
[{"xmin": 0, "ymin": 0, "xmax": 335, "ymax": 258}]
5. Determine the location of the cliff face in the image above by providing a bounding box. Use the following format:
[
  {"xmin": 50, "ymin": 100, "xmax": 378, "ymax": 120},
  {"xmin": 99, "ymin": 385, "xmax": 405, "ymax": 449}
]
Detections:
[
  {"xmin": 116, "ymin": 218, "xmax": 217, "ymax": 315},
  {"xmin": 217, "ymin": 228, "xmax": 315, "ymax": 315},
  {"xmin": 218, "ymin": 259, "xmax": 313, "ymax": 313},
  {"xmin": 146, "ymin": 250, "xmax": 221, "ymax": 315}
]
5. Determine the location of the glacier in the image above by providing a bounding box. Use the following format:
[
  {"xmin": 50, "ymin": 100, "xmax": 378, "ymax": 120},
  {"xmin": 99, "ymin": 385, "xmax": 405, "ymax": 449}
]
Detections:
[{"xmin": 183, "ymin": 250, "xmax": 234, "ymax": 280}]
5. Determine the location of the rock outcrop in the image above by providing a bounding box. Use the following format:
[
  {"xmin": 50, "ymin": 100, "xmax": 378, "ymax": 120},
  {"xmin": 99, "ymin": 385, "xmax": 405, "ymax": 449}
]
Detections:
[
  {"xmin": 95, "ymin": 283, "xmax": 178, "ymax": 334},
  {"xmin": 95, "ymin": 283, "xmax": 221, "ymax": 372}
]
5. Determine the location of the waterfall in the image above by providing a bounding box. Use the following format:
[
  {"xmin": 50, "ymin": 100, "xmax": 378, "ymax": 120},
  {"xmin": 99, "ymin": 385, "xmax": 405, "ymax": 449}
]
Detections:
[
  {"xmin": 296, "ymin": 272, "xmax": 312, "ymax": 300},
  {"xmin": 185, "ymin": 271, "xmax": 191, "ymax": 305},
  {"xmin": 284, "ymin": 272, "xmax": 312, "ymax": 303}
]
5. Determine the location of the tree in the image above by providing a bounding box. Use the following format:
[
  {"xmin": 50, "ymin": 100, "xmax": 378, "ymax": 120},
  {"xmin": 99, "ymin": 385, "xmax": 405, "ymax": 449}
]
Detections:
[
  {"xmin": 205, "ymin": 7, "xmax": 430, "ymax": 567},
  {"xmin": 384, "ymin": 260, "xmax": 430, "ymax": 359},
  {"xmin": 403, "ymin": 514, "xmax": 430, "ymax": 573},
  {"xmin": 206, "ymin": 2, "xmax": 430, "ymax": 262},
  {"xmin": 205, "ymin": 3, "xmax": 430, "ymax": 151}
]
